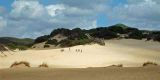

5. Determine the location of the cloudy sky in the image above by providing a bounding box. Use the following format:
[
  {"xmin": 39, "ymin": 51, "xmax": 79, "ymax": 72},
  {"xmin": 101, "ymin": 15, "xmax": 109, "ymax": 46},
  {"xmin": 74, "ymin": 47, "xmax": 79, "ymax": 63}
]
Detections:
[{"xmin": 0, "ymin": 0, "xmax": 160, "ymax": 38}]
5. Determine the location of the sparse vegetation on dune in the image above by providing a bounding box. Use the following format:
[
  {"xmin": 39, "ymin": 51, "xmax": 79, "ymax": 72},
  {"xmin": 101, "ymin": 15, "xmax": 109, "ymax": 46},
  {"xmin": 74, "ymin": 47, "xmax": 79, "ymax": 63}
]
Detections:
[
  {"xmin": 32, "ymin": 23, "xmax": 160, "ymax": 48},
  {"xmin": 0, "ymin": 24, "xmax": 159, "ymax": 50},
  {"xmin": 44, "ymin": 44, "xmax": 50, "ymax": 48},
  {"xmin": 34, "ymin": 35, "xmax": 49, "ymax": 44},
  {"xmin": 45, "ymin": 39, "xmax": 58, "ymax": 45},
  {"xmin": 38, "ymin": 63, "xmax": 49, "ymax": 68},
  {"xmin": 59, "ymin": 39, "xmax": 92, "ymax": 47},
  {"xmin": 109, "ymin": 64, "xmax": 123, "ymax": 67},
  {"xmin": 10, "ymin": 61, "xmax": 30, "ymax": 68},
  {"xmin": 0, "ymin": 37, "xmax": 34, "ymax": 50},
  {"xmin": 143, "ymin": 62, "xmax": 158, "ymax": 67}
]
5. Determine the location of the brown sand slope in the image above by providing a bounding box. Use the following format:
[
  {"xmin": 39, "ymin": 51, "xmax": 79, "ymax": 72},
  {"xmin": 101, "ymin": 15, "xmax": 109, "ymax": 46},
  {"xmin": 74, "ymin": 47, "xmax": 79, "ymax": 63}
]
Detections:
[{"xmin": 0, "ymin": 66, "xmax": 160, "ymax": 80}]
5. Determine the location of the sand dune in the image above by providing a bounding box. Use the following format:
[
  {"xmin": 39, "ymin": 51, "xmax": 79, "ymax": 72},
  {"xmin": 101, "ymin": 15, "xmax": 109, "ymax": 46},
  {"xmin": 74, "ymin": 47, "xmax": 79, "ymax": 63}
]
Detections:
[
  {"xmin": 0, "ymin": 66, "xmax": 160, "ymax": 80},
  {"xmin": 0, "ymin": 39, "xmax": 160, "ymax": 68}
]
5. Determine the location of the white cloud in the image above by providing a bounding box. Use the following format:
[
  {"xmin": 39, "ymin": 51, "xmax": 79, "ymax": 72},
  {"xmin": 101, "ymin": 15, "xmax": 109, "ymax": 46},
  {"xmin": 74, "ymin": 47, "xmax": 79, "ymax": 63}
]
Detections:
[
  {"xmin": 10, "ymin": 0, "xmax": 49, "ymax": 19},
  {"xmin": 0, "ymin": 16, "xmax": 7, "ymax": 30},
  {"xmin": 0, "ymin": 0, "xmax": 160, "ymax": 38},
  {"xmin": 106, "ymin": 0, "xmax": 160, "ymax": 30},
  {"xmin": 0, "ymin": 0, "xmax": 99, "ymax": 38},
  {"xmin": 46, "ymin": 4, "xmax": 65, "ymax": 17},
  {"xmin": 55, "ymin": 0, "xmax": 107, "ymax": 9}
]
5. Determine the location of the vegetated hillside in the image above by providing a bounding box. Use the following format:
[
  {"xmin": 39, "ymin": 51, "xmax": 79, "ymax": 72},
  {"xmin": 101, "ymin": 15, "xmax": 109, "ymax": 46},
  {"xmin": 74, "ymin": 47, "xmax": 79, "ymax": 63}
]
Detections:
[
  {"xmin": 33, "ymin": 28, "xmax": 93, "ymax": 48},
  {"xmin": 0, "ymin": 37, "xmax": 34, "ymax": 50},
  {"xmin": 33, "ymin": 24, "xmax": 160, "ymax": 48}
]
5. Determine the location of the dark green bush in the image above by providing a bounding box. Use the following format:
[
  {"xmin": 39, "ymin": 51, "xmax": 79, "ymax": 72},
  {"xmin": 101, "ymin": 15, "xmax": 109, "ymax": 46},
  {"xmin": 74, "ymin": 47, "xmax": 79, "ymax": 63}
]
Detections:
[
  {"xmin": 59, "ymin": 39, "xmax": 72, "ymax": 47},
  {"xmin": 153, "ymin": 34, "xmax": 160, "ymax": 42},
  {"xmin": 90, "ymin": 28, "xmax": 118, "ymax": 39},
  {"xmin": 50, "ymin": 28, "xmax": 71, "ymax": 37},
  {"xmin": 7, "ymin": 43, "xmax": 17, "ymax": 50},
  {"xmin": 143, "ymin": 62, "xmax": 158, "ymax": 67},
  {"xmin": 44, "ymin": 44, "xmax": 50, "ymax": 48},
  {"xmin": 45, "ymin": 39, "xmax": 58, "ymax": 45},
  {"xmin": 68, "ymin": 28, "xmax": 88, "ymax": 40},
  {"xmin": 108, "ymin": 24, "xmax": 128, "ymax": 34},
  {"xmin": 34, "ymin": 35, "xmax": 49, "ymax": 44},
  {"xmin": 78, "ymin": 39, "xmax": 92, "ymax": 45},
  {"xmin": 10, "ymin": 61, "xmax": 30, "ymax": 68},
  {"xmin": 125, "ymin": 27, "xmax": 139, "ymax": 33},
  {"xmin": 128, "ymin": 30, "xmax": 143, "ymax": 40},
  {"xmin": 17, "ymin": 46, "xmax": 28, "ymax": 50}
]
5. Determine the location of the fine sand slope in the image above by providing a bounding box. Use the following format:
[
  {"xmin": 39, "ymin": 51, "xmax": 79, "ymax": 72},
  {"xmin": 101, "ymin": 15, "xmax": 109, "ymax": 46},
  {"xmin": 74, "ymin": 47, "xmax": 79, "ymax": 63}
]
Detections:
[
  {"xmin": 0, "ymin": 66, "xmax": 160, "ymax": 80},
  {"xmin": 0, "ymin": 39, "xmax": 160, "ymax": 68}
]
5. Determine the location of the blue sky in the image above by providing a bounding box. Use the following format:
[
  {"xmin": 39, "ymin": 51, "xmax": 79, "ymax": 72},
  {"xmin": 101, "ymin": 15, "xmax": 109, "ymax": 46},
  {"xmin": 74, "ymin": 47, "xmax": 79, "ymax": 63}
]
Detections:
[{"xmin": 0, "ymin": 0, "xmax": 160, "ymax": 38}]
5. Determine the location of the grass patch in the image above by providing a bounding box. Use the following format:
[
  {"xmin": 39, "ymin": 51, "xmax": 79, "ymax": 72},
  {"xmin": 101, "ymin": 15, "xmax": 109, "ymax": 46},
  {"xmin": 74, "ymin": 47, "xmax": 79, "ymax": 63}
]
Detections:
[
  {"xmin": 143, "ymin": 62, "xmax": 158, "ymax": 67},
  {"xmin": 109, "ymin": 64, "xmax": 123, "ymax": 67},
  {"xmin": 10, "ymin": 61, "xmax": 30, "ymax": 68},
  {"xmin": 38, "ymin": 63, "xmax": 49, "ymax": 68},
  {"xmin": 44, "ymin": 44, "xmax": 50, "ymax": 48}
]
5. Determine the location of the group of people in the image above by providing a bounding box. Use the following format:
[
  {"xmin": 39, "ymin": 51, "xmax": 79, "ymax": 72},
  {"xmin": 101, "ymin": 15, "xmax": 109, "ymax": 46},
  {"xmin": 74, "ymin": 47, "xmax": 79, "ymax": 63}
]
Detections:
[
  {"xmin": 75, "ymin": 49, "xmax": 82, "ymax": 53},
  {"xmin": 70, "ymin": 48, "xmax": 83, "ymax": 53},
  {"xmin": 61, "ymin": 48, "xmax": 83, "ymax": 53}
]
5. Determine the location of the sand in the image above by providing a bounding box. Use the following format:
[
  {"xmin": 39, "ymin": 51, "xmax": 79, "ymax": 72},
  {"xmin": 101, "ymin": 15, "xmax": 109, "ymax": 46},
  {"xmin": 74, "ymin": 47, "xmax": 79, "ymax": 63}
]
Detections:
[
  {"xmin": 0, "ymin": 39, "xmax": 160, "ymax": 80},
  {"xmin": 0, "ymin": 66, "xmax": 160, "ymax": 80},
  {"xmin": 0, "ymin": 39, "xmax": 160, "ymax": 68}
]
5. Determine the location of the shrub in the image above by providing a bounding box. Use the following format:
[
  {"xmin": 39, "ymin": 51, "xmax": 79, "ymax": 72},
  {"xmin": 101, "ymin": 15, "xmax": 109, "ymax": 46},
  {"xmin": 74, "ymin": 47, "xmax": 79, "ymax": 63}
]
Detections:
[
  {"xmin": 7, "ymin": 44, "xmax": 28, "ymax": 50},
  {"xmin": 78, "ymin": 39, "xmax": 92, "ymax": 45},
  {"xmin": 90, "ymin": 28, "xmax": 118, "ymax": 39},
  {"xmin": 7, "ymin": 43, "xmax": 17, "ymax": 50},
  {"xmin": 59, "ymin": 39, "xmax": 72, "ymax": 47},
  {"xmin": 34, "ymin": 35, "xmax": 49, "ymax": 44},
  {"xmin": 110, "ymin": 64, "xmax": 123, "ymax": 67},
  {"xmin": 44, "ymin": 44, "xmax": 50, "ymax": 48},
  {"xmin": 69, "ymin": 28, "xmax": 88, "ymax": 40},
  {"xmin": 125, "ymin": 27, "xmax": 139, "ymax": 33},
  {"xmin": 60, "ymin": 49, "xmax": 64, "ymax": 52},
  {"xmin": 10, "ymin": 61, "xmax": 30, "ymax": 68},
  {"xmin": 45, "ymin": 39, "xmax": 58, "ymax": 45},
  {"xmin": 128, "ymin": 30, "xmax": 143, "ymax": 40},
  {"xmin": 108, "ymin": 24, "xmax": 128, "ymax": 34},
  {"xmin": 153, "ymin": 34, "xmax": 160, "ymax": 42},
  {"xmin": 17, "ymin": 46, "xmax": 28, "ymax": 50},
  {"xmin": 50, "ymin": 28, "xmax": 71, "ymax": 37},
  {"xmin": 143, "ymin": 62, "xmax": 158, "ymax": 67},
  {"xmin": 38, "ymin": 63, "xmax": 49, "ymax": 68}
]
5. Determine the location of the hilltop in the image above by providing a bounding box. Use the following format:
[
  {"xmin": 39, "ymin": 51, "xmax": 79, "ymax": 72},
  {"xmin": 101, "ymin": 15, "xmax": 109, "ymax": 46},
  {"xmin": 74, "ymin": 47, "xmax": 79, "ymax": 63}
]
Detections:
[
  {"xmin": 0, "ymin": 23, "xmax": 159, "ymax": 50},
  {"xmin": 33, "ymin": 24, "xmax": 160, "ymax": 49}
]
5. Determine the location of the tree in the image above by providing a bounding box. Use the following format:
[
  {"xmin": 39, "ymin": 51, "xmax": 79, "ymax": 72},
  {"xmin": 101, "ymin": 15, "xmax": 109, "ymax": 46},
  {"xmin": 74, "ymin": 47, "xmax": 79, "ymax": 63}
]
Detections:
[
  {"xmin": 128, "ymin": 30, "xmax": 143, "ymax": 39},
  {"xmin": 108, "ymin": 24, "xmax": 128, "ymax": 34},
  {"xmin": 34, "ymin": 35, "xmax": 49, "ymax": 44},
  {"xmin": 45, "ymin": 39, "xmax": 58, "ymax": 45},
  {"xmin": 50, "ymin": 28, "xmax": 71, "ymax": 37}
]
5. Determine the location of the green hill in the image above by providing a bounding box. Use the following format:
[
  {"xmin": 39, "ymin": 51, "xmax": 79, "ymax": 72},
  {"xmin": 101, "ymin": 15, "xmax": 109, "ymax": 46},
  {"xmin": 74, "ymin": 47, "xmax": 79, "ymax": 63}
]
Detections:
[
  {"xmin": 0, "ymin": 37, "xmax": 34, "ymax": 50},
  {"xmin": 29, "ymin": 24, "xmax": 160, "ymax": 48}
]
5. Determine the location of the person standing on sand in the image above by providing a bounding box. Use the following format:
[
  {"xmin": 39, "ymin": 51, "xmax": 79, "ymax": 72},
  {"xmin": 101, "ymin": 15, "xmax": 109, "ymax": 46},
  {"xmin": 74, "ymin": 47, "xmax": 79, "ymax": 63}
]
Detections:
[
  {"xmin": 76, "ymin": 49, "xmax": 78, "ymax": 52},
  {"xmin": 69, "ymin": 48, "xmax": 70, "ymax": 51},
  {"xmin": 61, "ymin": 49, "xmax": 64, "ymax": 52}
]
